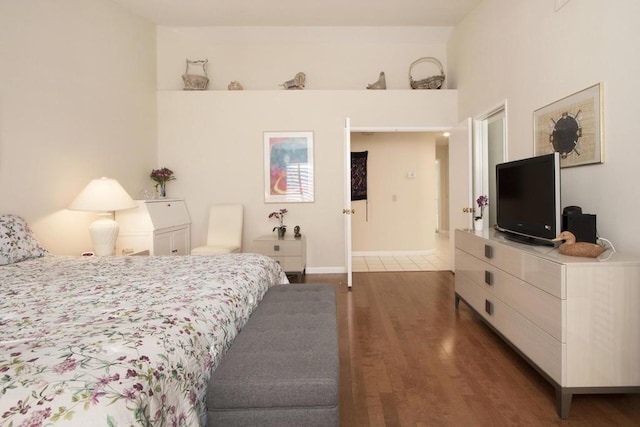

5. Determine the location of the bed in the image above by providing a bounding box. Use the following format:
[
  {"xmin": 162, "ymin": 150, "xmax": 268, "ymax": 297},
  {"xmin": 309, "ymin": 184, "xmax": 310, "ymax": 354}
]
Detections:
[{"xmin": 0, "ymin": 214, "xmax": 288, "ymax": 426}]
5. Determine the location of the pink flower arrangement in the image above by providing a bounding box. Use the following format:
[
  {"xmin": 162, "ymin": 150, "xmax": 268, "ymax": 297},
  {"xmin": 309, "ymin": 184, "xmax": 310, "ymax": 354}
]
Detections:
[
  {"xmin": 150, "ymin": 167, "xmax": 176, "ymax": 186},
  {"xmin": 476, "ymin": 195, "xmax": 488, "ymax": 219},
  {"xmin": 150, "ymin": 167, "xmax": 176, "ymax": 197},
  {"xmin": 269, "ymin": 208, "xmax": 288, "ymax": 232}
]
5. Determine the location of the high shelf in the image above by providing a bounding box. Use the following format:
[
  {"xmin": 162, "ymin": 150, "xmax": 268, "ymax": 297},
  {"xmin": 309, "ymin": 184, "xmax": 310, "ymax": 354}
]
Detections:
[{"xmin": 454, "ymin": 228, "xmax": 640, "ymax": 419}]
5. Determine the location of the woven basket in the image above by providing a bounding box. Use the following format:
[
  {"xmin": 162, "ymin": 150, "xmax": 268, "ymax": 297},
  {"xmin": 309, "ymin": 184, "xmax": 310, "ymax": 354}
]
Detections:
[
  {"xmin": 409, "ymin": 57, "xmax": 445, "ymax": 90},
  {"xmin": 182, "ymin": 74, "xmax": 209, "ymax": 90},
  {"xmin": 182, "ymin": 59, "xmax": 209, "ymax": 91}
]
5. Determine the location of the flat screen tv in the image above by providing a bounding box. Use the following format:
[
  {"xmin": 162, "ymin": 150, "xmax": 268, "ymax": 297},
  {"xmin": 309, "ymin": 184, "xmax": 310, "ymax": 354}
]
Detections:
[{"xmin": 496, "ymin": 153, "xmax": 561, "ymax": 246}]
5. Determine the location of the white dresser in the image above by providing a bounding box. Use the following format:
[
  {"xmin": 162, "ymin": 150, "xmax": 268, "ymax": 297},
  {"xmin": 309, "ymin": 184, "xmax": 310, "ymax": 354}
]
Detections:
[
  {"xmin": 454, "ymin": 229, "xmax": 640, "ymax": 419},
  {"xmin": 116, "ymin": 199, "xmax": 191, "ymax": 256},
  {"xmin": 252, "ymin": 235, "xmax": 306, "ymax": 281}
]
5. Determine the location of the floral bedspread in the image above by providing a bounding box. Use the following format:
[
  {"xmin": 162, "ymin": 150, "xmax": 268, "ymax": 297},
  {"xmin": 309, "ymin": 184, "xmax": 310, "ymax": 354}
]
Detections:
[{"xmin": 0, "ymin": 253, "xmax": 288, "ymax": 426}]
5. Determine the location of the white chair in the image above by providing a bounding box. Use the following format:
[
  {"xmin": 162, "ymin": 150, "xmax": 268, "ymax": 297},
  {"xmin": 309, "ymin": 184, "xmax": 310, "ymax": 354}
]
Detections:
[{"xmin": 191, "ymin": 204, "xmax": 243, "ymax": 255}]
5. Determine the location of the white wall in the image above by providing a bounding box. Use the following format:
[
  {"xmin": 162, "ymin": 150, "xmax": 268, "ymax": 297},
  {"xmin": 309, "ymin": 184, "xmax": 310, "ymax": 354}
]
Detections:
[
  {"xmin": 351, "ymin": 132, "xmax": 436, "ymax": 253},
  {"xmin": 157, "ymin": 90, "xmax": 457, "ymax": 271},
  {"xmin": 449, "ymin": 0, "xmax": 640, "ymax": 255},
  {"xmin": 156, "ymin": 26, "xmax": 458, "ymax": 271},
  {"xmin": 17, "ymin": 2, "xmax": 631, "ymax": 261},
  {"xmin": 0, "ymin": 0, "xmax": 157, "ymax": 255}
]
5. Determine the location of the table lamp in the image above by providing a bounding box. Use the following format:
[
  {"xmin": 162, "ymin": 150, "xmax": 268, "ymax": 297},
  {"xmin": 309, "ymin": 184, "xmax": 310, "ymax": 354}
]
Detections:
[{"xmin": 68, "ymin": 177, "xmax": 137, "ymax": 256}]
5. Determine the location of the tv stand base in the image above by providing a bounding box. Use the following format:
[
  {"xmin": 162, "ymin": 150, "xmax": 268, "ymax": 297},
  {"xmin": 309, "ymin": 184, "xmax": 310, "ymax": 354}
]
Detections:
[
  {"xmin": 454, "ymin": 229, "xmax": 640, "ymax": 419},
  {"xmin": 455, "ymin": 293, "xmax": 640, "ymax": 419}
]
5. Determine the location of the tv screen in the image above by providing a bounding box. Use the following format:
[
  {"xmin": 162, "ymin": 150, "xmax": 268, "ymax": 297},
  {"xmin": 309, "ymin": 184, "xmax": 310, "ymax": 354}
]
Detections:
[{"xmin": 496, "ymin": 153, "xmax": 561, "ymax": 245}]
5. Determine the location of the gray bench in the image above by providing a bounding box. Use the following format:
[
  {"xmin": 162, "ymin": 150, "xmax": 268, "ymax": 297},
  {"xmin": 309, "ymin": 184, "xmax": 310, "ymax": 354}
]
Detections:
[{"xmin": 207, "ymin": 284, "xmax": 339, "ymax": 426}]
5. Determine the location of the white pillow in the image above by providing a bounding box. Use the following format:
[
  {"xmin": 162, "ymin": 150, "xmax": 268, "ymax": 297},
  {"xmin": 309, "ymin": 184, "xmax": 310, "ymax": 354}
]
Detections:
[{"xmin": 0, "ymin": 214, "xmax": 49, "ymax": 265}]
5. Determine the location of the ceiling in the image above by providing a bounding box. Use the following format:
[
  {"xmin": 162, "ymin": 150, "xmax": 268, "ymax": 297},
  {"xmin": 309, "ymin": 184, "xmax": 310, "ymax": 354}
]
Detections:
[{"xmin": 110, "ymin": 0, "xmax": 482, "ymax": 27}]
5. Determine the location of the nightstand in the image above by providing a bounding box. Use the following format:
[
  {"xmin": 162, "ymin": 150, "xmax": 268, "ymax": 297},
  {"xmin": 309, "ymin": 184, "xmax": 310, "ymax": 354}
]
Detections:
[{"xmin": 252, "ymin": 235, "xmax": 306, "ymax": 281}]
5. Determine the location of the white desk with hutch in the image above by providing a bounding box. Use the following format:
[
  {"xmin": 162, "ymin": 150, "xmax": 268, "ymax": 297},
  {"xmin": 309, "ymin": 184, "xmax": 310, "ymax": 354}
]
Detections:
[
  {"xmin": 454, "ymin": 228, "xmax": 640, "ymax": 419},
  {"xmin": 116, "ymin": 199, "xmax": 191, "ymax": 256}
]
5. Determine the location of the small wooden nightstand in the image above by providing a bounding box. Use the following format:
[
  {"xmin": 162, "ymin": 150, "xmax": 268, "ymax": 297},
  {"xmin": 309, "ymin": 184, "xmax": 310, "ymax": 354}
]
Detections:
[{"xmin": 252, "ymin": 235, "xmax": 306, "ymax": 281}]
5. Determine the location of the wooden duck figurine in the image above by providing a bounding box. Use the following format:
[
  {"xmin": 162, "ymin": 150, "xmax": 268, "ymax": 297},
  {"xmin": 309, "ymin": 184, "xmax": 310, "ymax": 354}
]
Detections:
[{"xmin": 553, "ymin": 231, "xmax": 607, "ymax": 258}]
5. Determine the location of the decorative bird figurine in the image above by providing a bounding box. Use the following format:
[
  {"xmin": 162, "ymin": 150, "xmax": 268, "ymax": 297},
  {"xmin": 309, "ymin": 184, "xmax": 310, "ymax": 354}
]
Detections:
[
  {"xmin": 367, "ymin": 71, "xmax": 386, "ymax": 90},
  {"xmin": 553, "ymin": 231, "xmax": 607, "ymax": 258}
]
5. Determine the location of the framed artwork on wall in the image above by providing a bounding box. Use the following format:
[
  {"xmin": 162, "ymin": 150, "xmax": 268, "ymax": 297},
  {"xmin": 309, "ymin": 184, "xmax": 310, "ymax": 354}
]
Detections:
[
  {"xmin": 533, "ymin": 83, "xmax": 603, "ymax": 168},
  {"xmin": 263, "ymin": 131, "xmax": 314, "ymax": 203}
]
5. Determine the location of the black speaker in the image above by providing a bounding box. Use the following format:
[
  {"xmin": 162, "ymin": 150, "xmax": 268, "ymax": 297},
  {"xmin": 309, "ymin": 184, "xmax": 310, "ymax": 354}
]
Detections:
[{"xmin": 562, "ymin": 209, "xmax": 597, "ymax": 244}]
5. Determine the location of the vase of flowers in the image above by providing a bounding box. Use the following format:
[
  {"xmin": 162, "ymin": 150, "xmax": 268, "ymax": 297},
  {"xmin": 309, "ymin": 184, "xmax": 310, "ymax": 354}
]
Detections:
[
  {"xmin": 150, "ymin": 167, "xmax": 176, "ymax": 198},
  {"xmin": 475, "ymin": 195, "xmax": 488, "ymax": 230},
  {"xmin": 269, "ymin": 208, "xmax": 288, "ymax": 239}
]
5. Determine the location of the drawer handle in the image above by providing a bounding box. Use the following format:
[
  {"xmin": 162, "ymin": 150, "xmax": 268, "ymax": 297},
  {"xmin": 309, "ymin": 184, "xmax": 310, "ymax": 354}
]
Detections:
[
  {"xmin": 167, "ymin": 203, "xmax": 171, "ymax": 207},
  {"xmin": 484, "ymin": 244, "xmax": 493, "ymax": 259},
  {"xmin": 273, "ymin": 245, "xmax": 280, "ymax": 251},
  {"xmin": 171, "ymin": 249, "xmax": 178, "ymax": 253},
  {"xmin": 484, "ymin": 270, "xmax": 493, "ymax": 286},
  {"xmin": 485, "ymin": 299, "xmax": 493, "ymax": 315}
]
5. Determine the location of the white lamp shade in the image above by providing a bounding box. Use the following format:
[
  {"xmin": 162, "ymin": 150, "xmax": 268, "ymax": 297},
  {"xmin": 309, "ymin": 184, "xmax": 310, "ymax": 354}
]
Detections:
[
  {"xmin": 69, "ymin": 177, "xmax": 137, "ymax": 212},
  {"xmin": 69, "ymin": 177, "xmax": 136, "ymax": 256}
]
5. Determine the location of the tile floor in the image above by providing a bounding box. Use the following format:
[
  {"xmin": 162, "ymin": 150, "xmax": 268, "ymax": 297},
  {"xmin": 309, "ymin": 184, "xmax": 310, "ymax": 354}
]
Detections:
[{"xmin": 352, "ymin": 232, "xmax": 451, "ymax": 272}]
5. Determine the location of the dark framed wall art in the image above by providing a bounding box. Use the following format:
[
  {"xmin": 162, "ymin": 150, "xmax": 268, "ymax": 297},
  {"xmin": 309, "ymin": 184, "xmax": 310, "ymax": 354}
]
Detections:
[{"xmin": 534, "ymin": 83, "xmax": 603, "ymax": 168}]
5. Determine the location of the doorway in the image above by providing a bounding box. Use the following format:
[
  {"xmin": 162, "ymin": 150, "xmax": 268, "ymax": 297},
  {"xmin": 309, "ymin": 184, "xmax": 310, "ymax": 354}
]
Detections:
[
  {"xmin": 474, "ymin": 103, "xmax": 507, "ymax": 229},
  {"xmin": 348, "ymin": 130, "xmax": 450, "ymax": 272}
]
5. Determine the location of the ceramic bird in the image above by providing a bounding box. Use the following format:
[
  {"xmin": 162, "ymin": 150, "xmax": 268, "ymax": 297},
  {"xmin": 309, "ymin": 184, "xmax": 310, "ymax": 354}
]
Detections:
[
  {"xmin": 367, "ymin": 71, "xmax": 386, "ymax": 90},
  {"xmin": 553, "ymin": 231, "xmax": 607, "ymax": 258}
]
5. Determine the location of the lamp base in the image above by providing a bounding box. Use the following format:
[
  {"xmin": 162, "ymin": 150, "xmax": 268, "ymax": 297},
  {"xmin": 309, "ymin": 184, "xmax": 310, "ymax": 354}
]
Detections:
[{"xmin": 89, "ymin": 217, "xmax": 119, "ymax": 256}]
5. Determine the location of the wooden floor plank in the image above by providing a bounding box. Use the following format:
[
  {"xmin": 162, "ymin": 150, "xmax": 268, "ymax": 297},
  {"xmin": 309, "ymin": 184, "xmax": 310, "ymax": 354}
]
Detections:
[{"xmin": 300, "ymin": 272, "xmax": 640, "ymax": 426}]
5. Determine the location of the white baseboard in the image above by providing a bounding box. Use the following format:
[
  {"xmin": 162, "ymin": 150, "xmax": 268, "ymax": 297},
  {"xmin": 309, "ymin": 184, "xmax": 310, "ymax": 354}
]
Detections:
[
  {"xmin": 306, "ymin": 266, "xmax": 346, "ymax": 274},
  {"xmin": 352, "ymin": 250, "xmax": 435, "ymax": 257}
]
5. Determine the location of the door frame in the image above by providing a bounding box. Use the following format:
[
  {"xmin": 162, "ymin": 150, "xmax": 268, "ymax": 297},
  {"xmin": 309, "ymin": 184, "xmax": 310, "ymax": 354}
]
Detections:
[
  {"xmin": 344, "ymin": 123, "xmax": 451, "ymax": 288},
  {"xmin": 473, "ymin": 100, "xmax": 508, "ymax": 228},
  {"xmin": 448, "ymin": 118, "xmax": 473, "ymax": 271}
]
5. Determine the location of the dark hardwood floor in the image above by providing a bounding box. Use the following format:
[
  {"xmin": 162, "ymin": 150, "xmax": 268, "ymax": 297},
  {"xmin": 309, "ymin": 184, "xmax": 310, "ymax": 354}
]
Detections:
[{"xmin": 298, "ymin": 271, "xmax": 640, "ymax": 426}]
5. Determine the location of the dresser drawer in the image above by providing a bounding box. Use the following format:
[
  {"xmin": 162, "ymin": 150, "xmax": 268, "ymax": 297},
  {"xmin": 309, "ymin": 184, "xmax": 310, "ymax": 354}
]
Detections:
[
  {"xmin": 456, "ymin": 231, "xmax": 564, "ymax": 298},
  {"xmin": 488, "ymin": 294, "xmax": 563, "ymax": 384},
  {"xmin": 456, "ymin": 249, "xmax": 563, "ymax": 341},
  {"xmin": 455, "ymin": 228, "xmax": 640, "ymax": 411},
  {"xmin": 252, "ymin": 235, "xmax": 306, "ymax": 277},
  {"xmin": 253, "ymin": 239, "xmax": 303, "ymax": 257},
  {"xmin": 521, "ymin": 255, "xmax": 565, "ymax": 299},
  {"xmin": 456, "ymin": 273, "xmax": 563, "ymax": 383}
]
